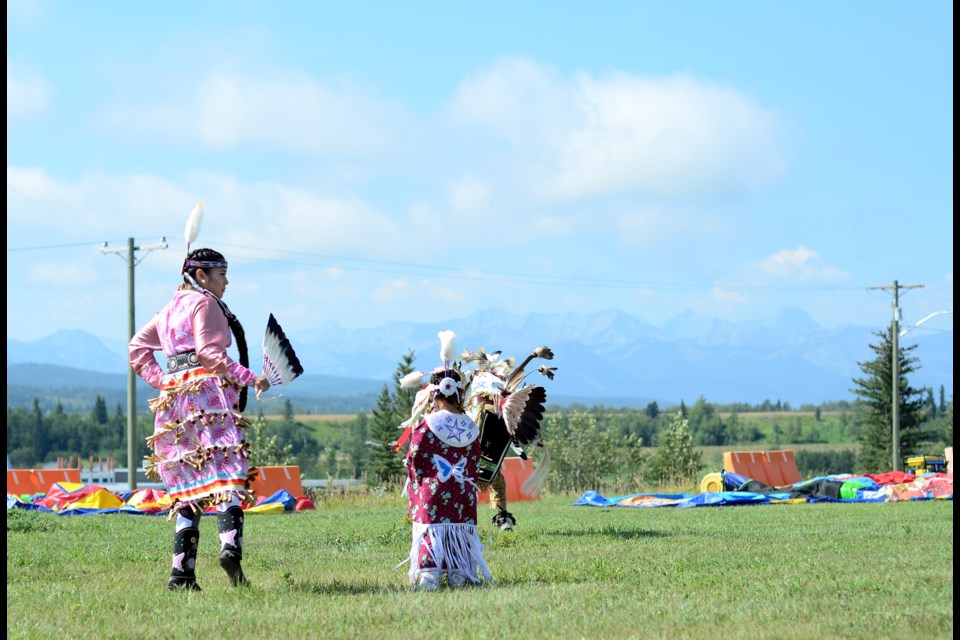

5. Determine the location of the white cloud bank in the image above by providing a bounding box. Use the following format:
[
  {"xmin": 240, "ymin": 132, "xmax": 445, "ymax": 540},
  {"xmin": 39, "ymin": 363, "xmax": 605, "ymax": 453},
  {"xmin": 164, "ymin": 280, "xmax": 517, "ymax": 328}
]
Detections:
[{"xmin": 446, "ymin": 57, "xmax": 786, "ymax": 201}]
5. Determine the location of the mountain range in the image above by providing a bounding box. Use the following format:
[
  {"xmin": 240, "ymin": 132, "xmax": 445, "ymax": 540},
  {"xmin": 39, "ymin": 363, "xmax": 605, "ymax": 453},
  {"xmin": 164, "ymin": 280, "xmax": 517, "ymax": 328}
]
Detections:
[{"xmin": 6, "ymin": 307, "xmax": 953, "ymax": 412}]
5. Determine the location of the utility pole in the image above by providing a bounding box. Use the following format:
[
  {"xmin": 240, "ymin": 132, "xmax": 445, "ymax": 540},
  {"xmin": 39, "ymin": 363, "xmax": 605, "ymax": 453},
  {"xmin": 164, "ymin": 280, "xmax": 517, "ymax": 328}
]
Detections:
[
  {"xmin": 101, "ymin": 237, "xmax": 168, "ymax": 490},
  {"xmin": 868, "ymin": 280, "xmax": 924, "ymax": 471}
]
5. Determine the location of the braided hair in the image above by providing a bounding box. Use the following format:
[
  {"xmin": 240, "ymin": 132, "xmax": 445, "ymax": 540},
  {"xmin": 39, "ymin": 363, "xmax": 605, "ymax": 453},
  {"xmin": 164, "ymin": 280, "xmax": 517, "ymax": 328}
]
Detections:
[
  {"xmin": 429, "ymin": 367, "xmax": 464, "ymax": 412},
  {"xmin": 182, "ymin": 248, "xmax": 251, "ymax": 412}
]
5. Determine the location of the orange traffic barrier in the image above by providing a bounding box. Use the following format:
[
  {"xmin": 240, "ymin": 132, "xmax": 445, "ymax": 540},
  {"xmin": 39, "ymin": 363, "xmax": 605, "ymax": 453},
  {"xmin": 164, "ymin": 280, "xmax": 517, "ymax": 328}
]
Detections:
[
  {"xmin": 477, "ymin": 456, "xmax": 540, "ymax": 503},
  {"xmin": 249, "ymin": 465, "xmax": 303, "ymax": 498},
  {"xmin": 7, "ymin": 468, "xmax": 81, "ymax": 497},
  {"xmin": 723, "ymin": 450, "xmax": 801, "ymax": 488}
]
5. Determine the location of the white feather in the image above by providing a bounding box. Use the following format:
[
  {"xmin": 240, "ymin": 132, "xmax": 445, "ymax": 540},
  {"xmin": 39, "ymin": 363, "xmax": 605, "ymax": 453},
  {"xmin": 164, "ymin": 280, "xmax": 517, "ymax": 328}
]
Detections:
[
  {"xmin": 184, "ymin": 202, "xmax": 204, "ymax": 247},
  {"xmin": 438, "ymin": 330, "xmax": 457, "ymax": 365},
  {"xmin": 400, "ymin": 370, "xmax": 426, "ymax": 389}
]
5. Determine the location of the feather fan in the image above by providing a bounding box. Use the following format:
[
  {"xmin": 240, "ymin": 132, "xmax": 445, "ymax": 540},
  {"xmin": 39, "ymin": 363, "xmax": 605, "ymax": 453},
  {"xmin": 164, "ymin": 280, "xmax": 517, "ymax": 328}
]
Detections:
[
  {"xmin": 262, "ymin": 313, "xmax": 304, "ymax": 386},
  {"xmin": 183, "ymin": 202, "xmax": 204, "ymax": 252}
]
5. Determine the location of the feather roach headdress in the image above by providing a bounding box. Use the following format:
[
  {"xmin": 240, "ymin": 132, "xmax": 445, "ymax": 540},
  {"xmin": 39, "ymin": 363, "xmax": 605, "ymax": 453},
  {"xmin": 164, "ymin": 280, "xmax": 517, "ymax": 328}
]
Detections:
[
  {"xmin": 262, "ymin": 313, "xmax": 305, "ymax": 386},
  {"xmin": 395, "ymin": 330, "xmax": 465, "ymax": 438}
]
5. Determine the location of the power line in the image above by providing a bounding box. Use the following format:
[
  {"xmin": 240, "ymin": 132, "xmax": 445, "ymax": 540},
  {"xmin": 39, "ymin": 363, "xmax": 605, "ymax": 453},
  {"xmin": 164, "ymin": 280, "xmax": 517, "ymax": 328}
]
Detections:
[
  {"xmin": 214, "ymin": 242, "xmax": 872, "ymax": 293},
  {"xmin": 8, "ymin": 241, "xmax": 112, "ymax": 251},
  {"xmin": 9, "ymin": 237, "xmax": 941, "ymax": 297}
]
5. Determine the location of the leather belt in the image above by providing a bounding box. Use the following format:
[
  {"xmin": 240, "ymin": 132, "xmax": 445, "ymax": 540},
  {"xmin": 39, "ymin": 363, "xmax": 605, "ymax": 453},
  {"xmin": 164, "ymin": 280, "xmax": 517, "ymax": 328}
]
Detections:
[{"xmin": 167, "ymin": 350, "xmax": 200, "ymax": 373}]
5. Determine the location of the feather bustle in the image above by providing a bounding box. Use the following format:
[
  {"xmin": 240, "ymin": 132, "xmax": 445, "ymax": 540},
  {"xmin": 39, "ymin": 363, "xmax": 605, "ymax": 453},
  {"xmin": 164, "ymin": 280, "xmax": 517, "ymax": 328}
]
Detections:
[{"xmin": 501, "ymin": 386, "xmax": 547, "ymax": 445}]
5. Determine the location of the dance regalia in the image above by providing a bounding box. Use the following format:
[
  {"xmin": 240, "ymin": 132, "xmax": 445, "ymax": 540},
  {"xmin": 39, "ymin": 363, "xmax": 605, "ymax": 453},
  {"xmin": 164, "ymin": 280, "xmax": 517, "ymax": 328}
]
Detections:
[
  {"xmin": 129, "ymin": 287, "xmax": 258, "ymax": 515},
  {"xmin": 404, "ymin": 409, "xmax": 492, "ymax": 585}
]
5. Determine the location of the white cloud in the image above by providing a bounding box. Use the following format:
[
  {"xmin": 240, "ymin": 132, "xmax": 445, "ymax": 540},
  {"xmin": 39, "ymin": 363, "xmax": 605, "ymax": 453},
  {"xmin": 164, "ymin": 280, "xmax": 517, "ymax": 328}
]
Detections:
[
  {"xmin": 755, "ymin": 246, "xmax": 849, "ymax": 282},
  {"xmin": 95, "ymin": 70, "xmax": 412, "ymax": 156},
  {"xmin": 446, "ymin": 58, "xmax": 786, "ymax": 201},
  {"xmin": 7, "ymin": 165, "xmax": 414, "ymax": 258},
  {"xmin": 7, "ymin": 62, "xmax": 51, "ymax": 120},
  {"xmin": 7, "ymin": 165, "xmax": 191, "ymax": 236}
]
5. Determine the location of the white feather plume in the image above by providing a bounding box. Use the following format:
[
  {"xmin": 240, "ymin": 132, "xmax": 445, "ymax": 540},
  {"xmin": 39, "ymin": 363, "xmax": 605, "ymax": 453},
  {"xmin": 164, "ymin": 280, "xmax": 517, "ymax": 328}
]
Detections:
[
  {"xmin": 520, "ymin": 444, "xmax": 551, "ymax": 498},
  {"xmin": 184, "ymin": 202, "xmax": 204, "ymax": 249},
  {"xmin": 438, "ymin": 330, "xmax": 457, "ymax": 366},
  {"xmin": 400, "ymin": 370, "xmax": 426, "ymax": 389}
]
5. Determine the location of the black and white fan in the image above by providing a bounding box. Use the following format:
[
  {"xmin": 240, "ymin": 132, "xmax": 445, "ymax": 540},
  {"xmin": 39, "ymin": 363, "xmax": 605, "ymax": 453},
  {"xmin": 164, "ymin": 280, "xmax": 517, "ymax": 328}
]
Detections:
[{"xmin": 261, "ymin": 313, "xmax": 304, "ymax": 389}]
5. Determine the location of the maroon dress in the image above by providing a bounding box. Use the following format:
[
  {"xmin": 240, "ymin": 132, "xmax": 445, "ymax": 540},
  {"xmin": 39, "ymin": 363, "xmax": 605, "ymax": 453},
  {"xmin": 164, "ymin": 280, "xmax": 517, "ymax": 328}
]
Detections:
[{"xmin": 403, "ymin": 409, "xmax": 491, "ymax": 585}]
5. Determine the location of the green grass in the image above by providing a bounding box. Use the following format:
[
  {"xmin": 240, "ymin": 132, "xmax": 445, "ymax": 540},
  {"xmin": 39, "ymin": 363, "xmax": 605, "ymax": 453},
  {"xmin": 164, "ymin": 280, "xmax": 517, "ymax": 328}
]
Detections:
[{"xmin": 6, "ymin": 494, "xmax": 953, "ymax": 640}]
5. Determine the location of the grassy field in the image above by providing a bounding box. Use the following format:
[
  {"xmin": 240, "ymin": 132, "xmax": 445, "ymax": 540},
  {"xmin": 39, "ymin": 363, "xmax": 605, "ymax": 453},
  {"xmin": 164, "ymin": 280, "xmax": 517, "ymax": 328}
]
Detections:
[{"xmin": 7, "ymin": 493, "xmax": 953, "ymax": 640}]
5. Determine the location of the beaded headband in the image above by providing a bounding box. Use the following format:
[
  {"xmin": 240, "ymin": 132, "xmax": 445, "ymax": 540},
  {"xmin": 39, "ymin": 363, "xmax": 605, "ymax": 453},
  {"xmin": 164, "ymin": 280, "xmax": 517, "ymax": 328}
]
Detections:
[{"xmin": 183, "ymin": 259, "xmax": 228, "ymax": 271}]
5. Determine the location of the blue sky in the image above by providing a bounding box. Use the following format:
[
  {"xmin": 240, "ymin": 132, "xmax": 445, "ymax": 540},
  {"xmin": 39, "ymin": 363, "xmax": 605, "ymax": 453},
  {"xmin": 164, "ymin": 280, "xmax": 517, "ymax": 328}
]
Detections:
[{"xmin": 7, "ymin": 1, "xmax": 953, "ymax": 347}]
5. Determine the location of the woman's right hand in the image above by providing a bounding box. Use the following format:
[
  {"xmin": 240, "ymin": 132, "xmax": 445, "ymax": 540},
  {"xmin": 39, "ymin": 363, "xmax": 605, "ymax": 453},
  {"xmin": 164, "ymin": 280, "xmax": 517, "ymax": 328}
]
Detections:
[{"xmin": 254, "ymin": 376, "xmax": 271, "ymax": 399}]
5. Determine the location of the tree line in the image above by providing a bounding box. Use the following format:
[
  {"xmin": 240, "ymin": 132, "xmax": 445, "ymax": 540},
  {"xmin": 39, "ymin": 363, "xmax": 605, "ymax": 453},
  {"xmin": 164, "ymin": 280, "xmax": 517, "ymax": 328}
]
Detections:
[{"xmin": 7, "ymin": 327, "xmax": 952, "ymax": 493}]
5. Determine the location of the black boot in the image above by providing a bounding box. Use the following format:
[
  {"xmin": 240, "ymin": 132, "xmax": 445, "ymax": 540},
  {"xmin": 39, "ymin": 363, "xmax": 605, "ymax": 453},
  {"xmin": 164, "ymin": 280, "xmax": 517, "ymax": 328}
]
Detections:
[
  {"xmin": 168, "ymin": 524, "xmax": 202, "ymax": 591},
  {"xmin": 217, "ymin": 506, "xmax": 248, "ymax": 587}
]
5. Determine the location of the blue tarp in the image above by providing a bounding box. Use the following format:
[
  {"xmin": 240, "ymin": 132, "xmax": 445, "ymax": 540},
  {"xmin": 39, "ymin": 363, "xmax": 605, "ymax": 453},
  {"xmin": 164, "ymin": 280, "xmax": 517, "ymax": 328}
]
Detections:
[{"xmin": 573, "ymin": 471, "xmax": 952, "ymax": 508}]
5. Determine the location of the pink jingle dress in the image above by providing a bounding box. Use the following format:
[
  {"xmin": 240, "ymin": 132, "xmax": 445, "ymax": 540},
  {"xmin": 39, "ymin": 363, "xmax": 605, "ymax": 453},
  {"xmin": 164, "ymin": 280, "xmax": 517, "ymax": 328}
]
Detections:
[
  {"xmin": 129, "ymin": 288, "xmax": 259, "ymax": 514},
  {"xmin": 404, "ymin": 409, "xmax": 492, "ymax": 585}
]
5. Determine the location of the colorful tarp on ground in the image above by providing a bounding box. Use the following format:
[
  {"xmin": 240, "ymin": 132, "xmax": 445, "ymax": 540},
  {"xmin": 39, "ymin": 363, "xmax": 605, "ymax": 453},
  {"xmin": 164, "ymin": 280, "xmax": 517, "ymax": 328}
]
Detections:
[
  {"xmin": 6, "ymin": 482, "xmax": 316, "ymax": 515},
  {"xmin": 574, "ymin": 470, "xmax": 953, "ymax": 508}
]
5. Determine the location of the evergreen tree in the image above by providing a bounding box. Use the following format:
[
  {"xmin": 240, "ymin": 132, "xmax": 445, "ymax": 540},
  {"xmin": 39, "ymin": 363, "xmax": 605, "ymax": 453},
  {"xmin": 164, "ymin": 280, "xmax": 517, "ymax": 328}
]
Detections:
[
  {"xmin": 111, "ymin": 403, "xmax": 126, "ymax": 449},
  {"xmin": 645, "ymin": 401, "xmax": 660, "ymax": 419},
  {"xmin": 392, "ymin": 350, "xmax": 418, "ymax": 418},
  {"xmin": 924, "ymin": 388, "xmax": 937, "ymax": 420},
  {"xmin": 90, "ymin": 395, "xmax": 109, "ymax": 425},
  {"xmin": 939, "ymin": 395, "xmax": 953, "ymax": 447},
  {"xmin": 366, "ymin": 385, "xmax": 405, "ymax": 487},
  {"xmin": 32, "ymin": 398, "xmax": 49, "ymax": 462},
  {"xmin": 365, "ymin": 350, "xmax": 418, "ymax": 488},
  {"xmin": 850, "ymin": 328, "xmax": 926, "ymax": 473}
]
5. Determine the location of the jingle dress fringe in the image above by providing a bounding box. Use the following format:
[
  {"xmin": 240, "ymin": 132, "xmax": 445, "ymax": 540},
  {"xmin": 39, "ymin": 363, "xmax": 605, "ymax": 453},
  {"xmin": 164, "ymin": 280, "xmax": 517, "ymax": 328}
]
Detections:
[{"xmin": 407, "ymin": 522, "xmax": 492, "ymax": 586}]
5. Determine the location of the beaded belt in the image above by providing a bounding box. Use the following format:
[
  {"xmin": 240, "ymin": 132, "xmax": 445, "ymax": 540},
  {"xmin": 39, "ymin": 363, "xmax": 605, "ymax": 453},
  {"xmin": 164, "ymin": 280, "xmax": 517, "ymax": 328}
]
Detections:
[{"xmin": 167, "ymin": 350, "xmax": 200, "ymax": 373}]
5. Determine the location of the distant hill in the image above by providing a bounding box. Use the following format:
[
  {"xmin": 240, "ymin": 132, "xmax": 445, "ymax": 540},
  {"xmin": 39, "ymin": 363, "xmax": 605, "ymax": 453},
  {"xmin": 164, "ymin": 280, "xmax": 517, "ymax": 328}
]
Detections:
[
  {"xmin": 6, "ymin": 363, "xmax": 384, "ymax": 414},
  {"xmin": 6, "ymin": 307, "xmax": 953, "ymax": 411}
]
